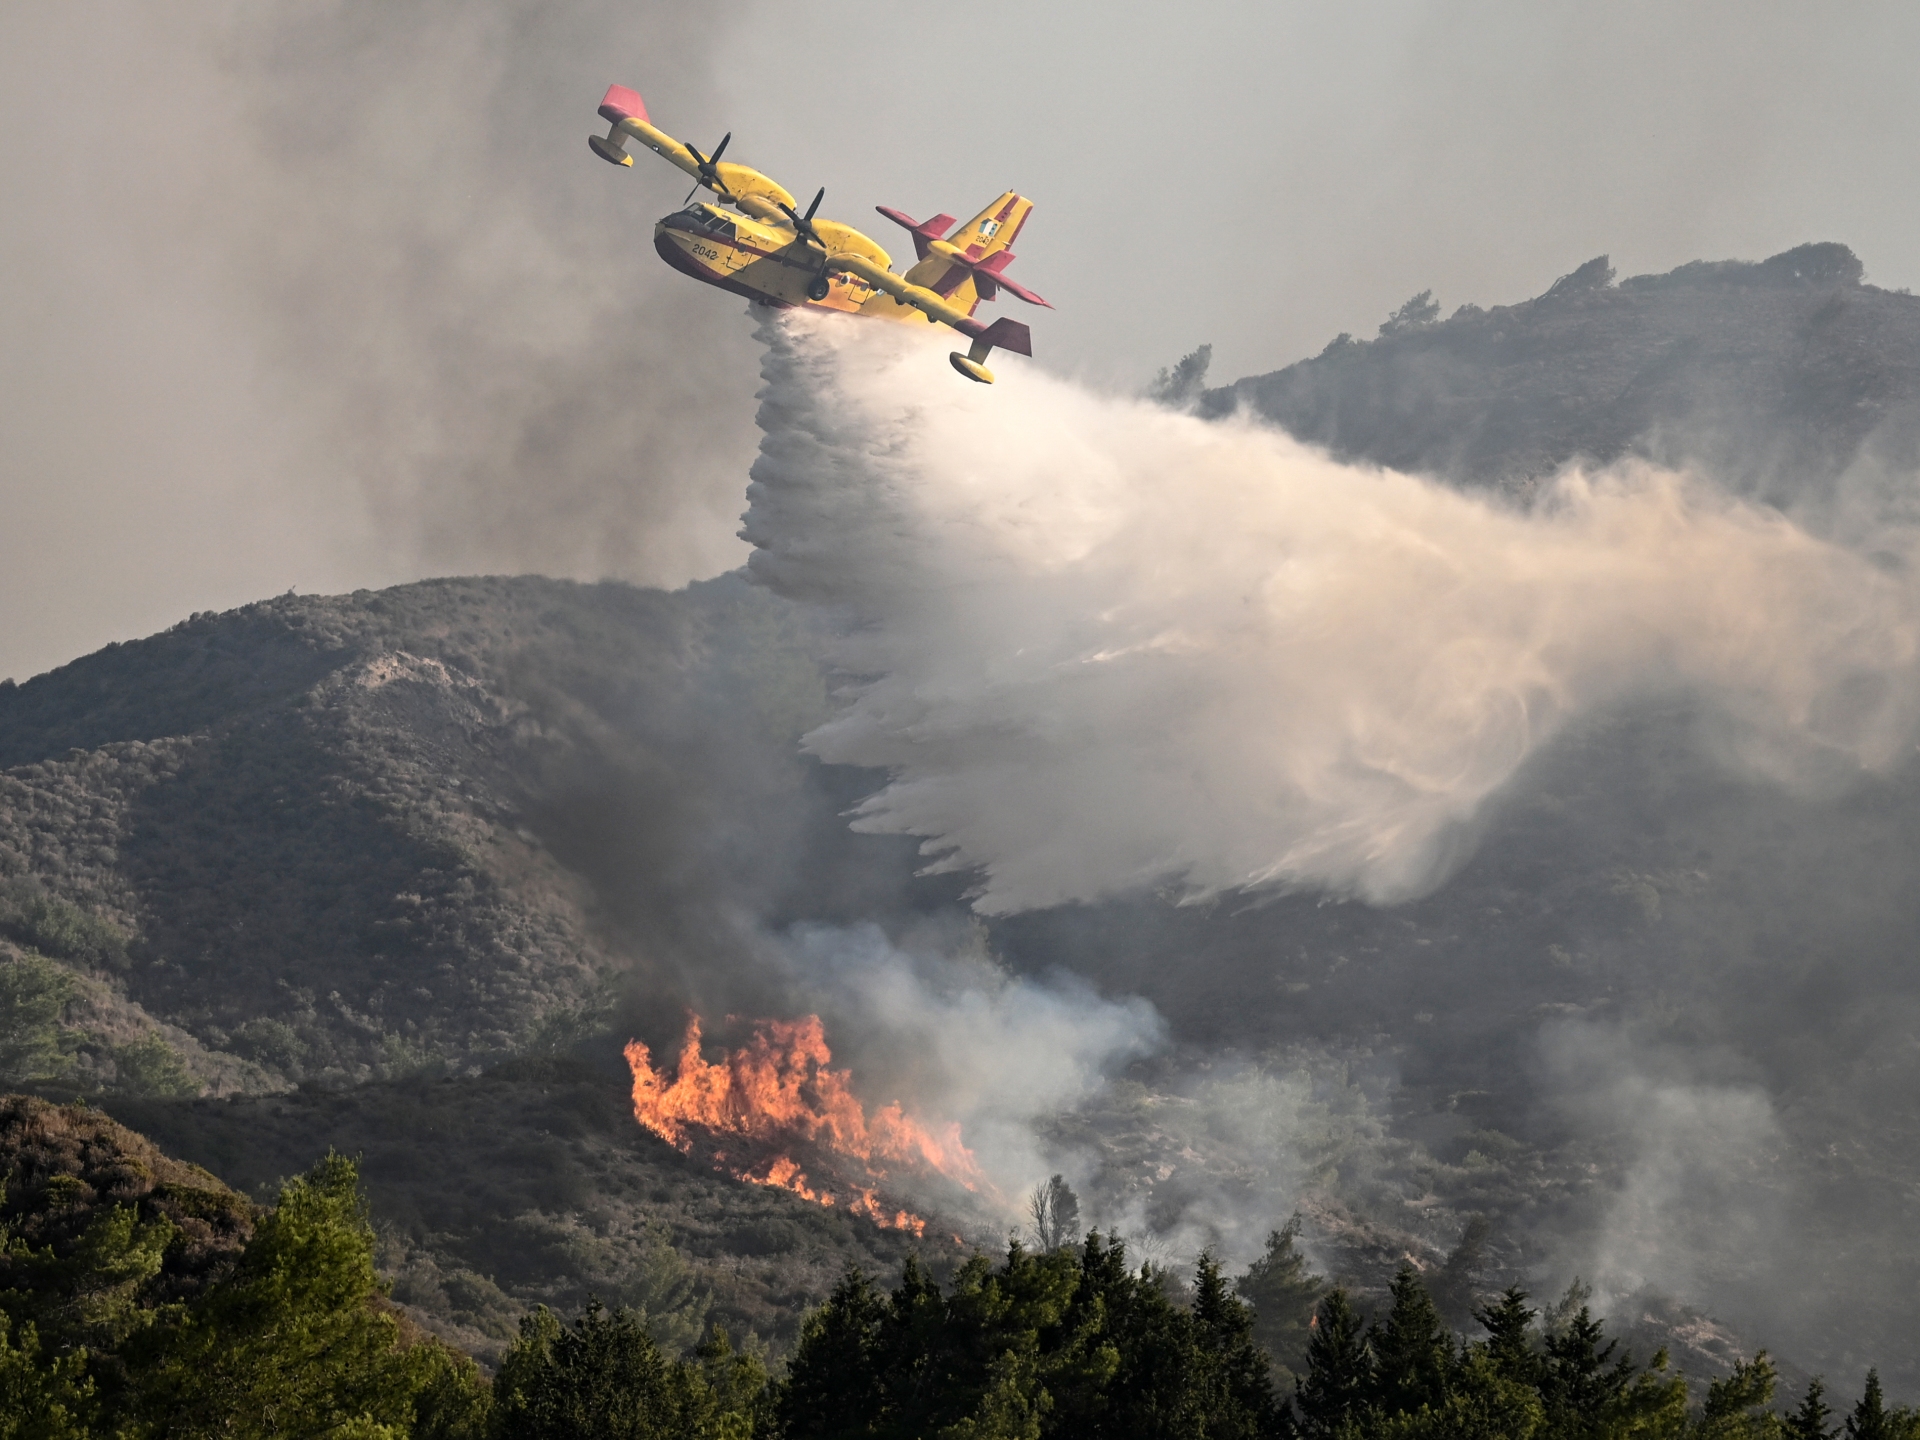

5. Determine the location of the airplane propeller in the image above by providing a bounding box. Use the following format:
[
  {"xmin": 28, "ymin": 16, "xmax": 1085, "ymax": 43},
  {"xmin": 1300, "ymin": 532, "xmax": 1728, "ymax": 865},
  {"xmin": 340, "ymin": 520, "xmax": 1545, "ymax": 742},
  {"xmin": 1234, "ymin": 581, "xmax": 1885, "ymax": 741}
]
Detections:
[
  {"xmin": 777, "ymin": 187, "xmax": 827, "ymax": 246},
  {"xmin": 682, "ymin": 132, "xmax": 732, "ymax": 202},
  {"xmin": 777, "ymin": 188, "xmax": 836, "ymax": 300}
]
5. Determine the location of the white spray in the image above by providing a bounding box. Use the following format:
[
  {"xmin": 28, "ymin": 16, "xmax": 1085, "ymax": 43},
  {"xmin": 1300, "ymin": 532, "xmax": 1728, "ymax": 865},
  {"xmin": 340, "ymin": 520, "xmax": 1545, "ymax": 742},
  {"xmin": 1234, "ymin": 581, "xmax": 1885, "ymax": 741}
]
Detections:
[{"xmin": 742, "ymin": 314, "xmax": 1920, "ymax": 912}]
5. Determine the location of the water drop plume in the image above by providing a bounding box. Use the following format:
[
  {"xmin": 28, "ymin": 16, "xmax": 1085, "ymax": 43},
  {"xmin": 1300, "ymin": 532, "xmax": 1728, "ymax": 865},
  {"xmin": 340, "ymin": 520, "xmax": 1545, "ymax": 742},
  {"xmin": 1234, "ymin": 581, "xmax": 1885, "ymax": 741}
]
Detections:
[{"xmin": 742, "ymin": 315, "xmax": 1920, "ymax": 911}]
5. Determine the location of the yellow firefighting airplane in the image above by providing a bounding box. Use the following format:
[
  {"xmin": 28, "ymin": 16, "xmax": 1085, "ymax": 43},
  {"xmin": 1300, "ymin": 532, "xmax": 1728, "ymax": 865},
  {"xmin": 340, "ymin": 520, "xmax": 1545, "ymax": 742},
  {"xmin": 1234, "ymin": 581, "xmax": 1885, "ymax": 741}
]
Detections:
[{"xmin": 588, "ymin": 85, "xmax": 1049, "ymax": 383}]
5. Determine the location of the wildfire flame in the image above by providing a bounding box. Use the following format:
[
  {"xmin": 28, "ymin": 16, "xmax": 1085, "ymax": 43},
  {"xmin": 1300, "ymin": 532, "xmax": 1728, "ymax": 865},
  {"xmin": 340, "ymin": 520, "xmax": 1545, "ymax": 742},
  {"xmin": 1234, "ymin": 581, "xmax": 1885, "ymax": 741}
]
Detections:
[{"xmin": 624, "ymin": 1014, "xmax": 983, "ymax": 1236}]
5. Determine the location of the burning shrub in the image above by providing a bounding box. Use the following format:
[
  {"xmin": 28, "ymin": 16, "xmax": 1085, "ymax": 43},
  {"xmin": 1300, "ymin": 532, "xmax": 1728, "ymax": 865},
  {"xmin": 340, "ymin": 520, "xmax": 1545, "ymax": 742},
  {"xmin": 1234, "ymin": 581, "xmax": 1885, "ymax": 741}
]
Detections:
[{"xmin": 624, "ymin": 1015, "xmax": 986, "ymax": 1236}]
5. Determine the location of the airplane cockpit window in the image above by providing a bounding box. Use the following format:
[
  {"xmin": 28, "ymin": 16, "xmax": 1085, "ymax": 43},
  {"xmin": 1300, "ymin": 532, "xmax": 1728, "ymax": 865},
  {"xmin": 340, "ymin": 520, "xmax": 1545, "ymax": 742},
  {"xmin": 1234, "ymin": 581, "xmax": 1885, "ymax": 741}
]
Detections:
[{"xmin": 680, "ymin": 206, "xmax": 736, "ymax": 239}]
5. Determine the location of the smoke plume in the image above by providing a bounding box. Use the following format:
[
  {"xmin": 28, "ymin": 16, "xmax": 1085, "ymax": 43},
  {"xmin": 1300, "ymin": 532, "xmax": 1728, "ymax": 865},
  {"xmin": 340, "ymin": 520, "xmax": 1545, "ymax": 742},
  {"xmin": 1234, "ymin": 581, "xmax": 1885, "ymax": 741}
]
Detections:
[
  {"xmin": 0, "ymin": 0, "xmax": 760, "ymax": 681},
  {"xmin": 742, "ymin": 314, "xmax": 1920, "ymax": 912}
]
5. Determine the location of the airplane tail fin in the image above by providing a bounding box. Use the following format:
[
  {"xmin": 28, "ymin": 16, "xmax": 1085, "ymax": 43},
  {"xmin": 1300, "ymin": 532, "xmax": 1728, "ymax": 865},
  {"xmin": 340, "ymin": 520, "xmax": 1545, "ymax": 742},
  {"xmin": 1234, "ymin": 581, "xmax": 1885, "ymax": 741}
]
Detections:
[
  {"xmin": 948, "ymin": 192, "xmax": 1032, "ymax": 263},
  {"xmin": 876, "ymin": 192, "xmax": 1049, "ymax": 313}
]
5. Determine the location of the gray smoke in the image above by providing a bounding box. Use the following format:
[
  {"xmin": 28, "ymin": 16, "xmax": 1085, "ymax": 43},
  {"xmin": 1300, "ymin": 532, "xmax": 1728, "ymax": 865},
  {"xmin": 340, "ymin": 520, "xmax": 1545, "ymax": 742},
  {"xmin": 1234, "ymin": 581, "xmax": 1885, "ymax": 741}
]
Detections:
[{"xmin": 0, "ymin": 0, "xmax": 759, "ymax": 681}]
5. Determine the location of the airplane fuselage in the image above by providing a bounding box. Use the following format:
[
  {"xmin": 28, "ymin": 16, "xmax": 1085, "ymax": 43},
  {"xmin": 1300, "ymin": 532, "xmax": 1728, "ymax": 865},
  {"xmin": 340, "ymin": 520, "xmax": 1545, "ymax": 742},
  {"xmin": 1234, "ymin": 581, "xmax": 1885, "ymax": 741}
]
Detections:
[{"xmin": 654, "ymin": 204, "xmax": 922, "ymax": 321}]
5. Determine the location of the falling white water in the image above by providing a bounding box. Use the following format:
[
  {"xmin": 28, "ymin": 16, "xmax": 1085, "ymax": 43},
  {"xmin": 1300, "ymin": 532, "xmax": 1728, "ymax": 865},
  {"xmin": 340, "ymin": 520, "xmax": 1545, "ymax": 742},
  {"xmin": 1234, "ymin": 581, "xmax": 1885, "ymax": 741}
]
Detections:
[{"xmin": 742, "ymin": 313, "xmax": 1920, "ymax": 912}]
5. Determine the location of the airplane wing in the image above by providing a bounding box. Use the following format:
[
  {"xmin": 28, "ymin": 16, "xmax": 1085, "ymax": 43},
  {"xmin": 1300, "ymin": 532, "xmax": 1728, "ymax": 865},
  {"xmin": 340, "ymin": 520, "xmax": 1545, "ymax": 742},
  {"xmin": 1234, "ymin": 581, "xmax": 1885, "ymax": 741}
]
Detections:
[
  {"xmin": 829, "ymin": 252, "xmax": 1031, "ymax": 355},
  {"xmin": 829, "ymin": 252, "xmax": 969, "ymax": 327},
  {"xmin": 590, "ymin": 85, "xmax": 795, "ymax": 213}
]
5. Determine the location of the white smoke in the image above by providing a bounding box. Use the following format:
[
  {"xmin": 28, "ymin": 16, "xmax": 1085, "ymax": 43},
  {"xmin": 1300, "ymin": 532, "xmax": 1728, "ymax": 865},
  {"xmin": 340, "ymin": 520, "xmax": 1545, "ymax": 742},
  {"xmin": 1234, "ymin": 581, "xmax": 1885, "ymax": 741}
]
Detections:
[
  {"xmin": 742, "ymin": 314, "xmax": 1920, "ymax": 911},
  {"xmin": 1540, "ymin": 1021, "xmax": 1788, "ymax": 1311},
  {"xmin": 1055, "ymin": 1051, "xmax": 1405, "ymax": 1274},
  {"xmin": 772, "ymin": 919, "xmax": 1163, "ymax": 1220},
  {"xmin": 769, "ymin": 921, "xmax": 1399, "ymax": 1269}
]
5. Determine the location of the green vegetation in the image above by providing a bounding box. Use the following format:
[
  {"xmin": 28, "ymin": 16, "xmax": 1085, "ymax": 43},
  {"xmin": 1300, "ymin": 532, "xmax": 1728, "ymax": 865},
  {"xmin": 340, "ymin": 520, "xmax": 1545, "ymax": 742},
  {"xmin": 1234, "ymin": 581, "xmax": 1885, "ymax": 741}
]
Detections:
[
  {"xmin": 1277, "ymin": 1273, "xmax": 1920, "ymax": 1440},
  {"xmin": 492, "ymin": 1305, "xmax": 765, "ymax": 1440},
  {"xmin": 4, "ymin": 1095, "xmax": 1919, "ymax": 1439},
  {"xmin": 0, "ymin": 882, "xmax": 128, "ymax": 973},
  {"xmin": 0, "ymin": 575, "xmax": 842, "ymax": 1090},
  {"xmin": 1, "ymin": 1122, "xmax": 487, "ymax": 1436},
  {"xmin": 105, "ymin": 1061, "xmax": 941, "ymax": 1365},
  {"xmin": 100, "ymin": 1034, "xmax": 198, "ymax": 1099},
  {"xmin": 0, "ymin": 954, "xmax": 75, "ymax": 1086},
  {"xmin": 1239, "ymin": 1218, "xmax": 1328, "ymax": 1389},
  {"xmin": 775, "ymin": 1240, "xmax": 1279, "ymax": 1440},
  {"xmin": 1, "ymin": 950, "xmax": 205, "ymax": 1098}
]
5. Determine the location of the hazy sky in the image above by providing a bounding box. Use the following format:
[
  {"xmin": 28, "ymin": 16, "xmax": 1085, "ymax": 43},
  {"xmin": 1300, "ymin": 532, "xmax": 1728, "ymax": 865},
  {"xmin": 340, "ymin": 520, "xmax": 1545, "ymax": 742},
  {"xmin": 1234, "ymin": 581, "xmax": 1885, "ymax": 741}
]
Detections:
[{"xmin": 4, "ymin": 0, "xmax": 1918, "ymax": 683}]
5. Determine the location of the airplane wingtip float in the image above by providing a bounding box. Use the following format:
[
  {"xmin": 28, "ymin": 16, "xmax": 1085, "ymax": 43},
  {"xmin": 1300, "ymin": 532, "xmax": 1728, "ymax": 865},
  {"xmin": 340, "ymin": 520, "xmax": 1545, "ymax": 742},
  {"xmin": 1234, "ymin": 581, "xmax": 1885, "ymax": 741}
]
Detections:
[{"xmin": 589, "ymin": 84, "xmax": 1049, "ymax": 384}]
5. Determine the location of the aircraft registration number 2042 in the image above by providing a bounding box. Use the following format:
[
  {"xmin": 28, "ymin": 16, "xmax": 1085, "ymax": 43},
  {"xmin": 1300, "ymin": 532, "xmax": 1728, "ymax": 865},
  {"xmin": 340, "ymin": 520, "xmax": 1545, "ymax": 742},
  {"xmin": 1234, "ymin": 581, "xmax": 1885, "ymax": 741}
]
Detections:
[{"xmin": 586, "ymin": 83, "xmax": 1050, "ymax": 384}]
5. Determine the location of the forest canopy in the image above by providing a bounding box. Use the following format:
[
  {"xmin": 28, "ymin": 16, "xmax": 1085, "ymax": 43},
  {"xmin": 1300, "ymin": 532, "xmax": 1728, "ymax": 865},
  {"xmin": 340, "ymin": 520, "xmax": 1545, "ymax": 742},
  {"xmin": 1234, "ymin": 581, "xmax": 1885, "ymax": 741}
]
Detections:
[{"xmin": 5, "ymin": 1112, "xmax": 1916, "ymax": 1440}]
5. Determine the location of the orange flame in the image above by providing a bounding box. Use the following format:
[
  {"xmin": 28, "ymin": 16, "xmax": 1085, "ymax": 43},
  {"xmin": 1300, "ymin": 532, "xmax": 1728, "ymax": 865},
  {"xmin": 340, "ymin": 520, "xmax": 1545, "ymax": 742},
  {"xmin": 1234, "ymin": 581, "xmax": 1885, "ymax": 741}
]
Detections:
[
  {"xmin": 624, "ymin": 1014, "xmax": 977, "ymax": 1236},
  {"xmin": 849, "ymin": 1189, "xmax": 928, "ymax": 1237},
  {"xmin": 743, "ymin": 1156, "xmax": 829, "ymax": 1205}
]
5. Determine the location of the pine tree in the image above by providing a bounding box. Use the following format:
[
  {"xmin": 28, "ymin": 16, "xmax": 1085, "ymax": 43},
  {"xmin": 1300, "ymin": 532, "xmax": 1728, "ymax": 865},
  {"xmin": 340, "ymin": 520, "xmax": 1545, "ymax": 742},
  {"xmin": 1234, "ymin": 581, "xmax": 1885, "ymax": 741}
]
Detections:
[
  {"xmin": 1294, "ymin": 1289, "xmax": 1373, "ymax": 1439},
  {"xmin": 1845, "ymin": 1370, "xmax": 1894, "ymax": 1440},
  {"xmin": 688, "ymin": 1325, "xmax": 768, "ymax": 1440},
  {"xmin": 1426, "ymin": 1216, "xmax": 1490, "ymax": 1327},
  {"xmin": 1787, "ymin": 1378, "xmax": 1838, "ymax": 1440},
  {"xmin": 0, "ymin": 953, "xmax": 76, "ymax": 1086},
  {"xmin": 1046, "ymin": 1233, "xmax": 1143, "ymax": 1436},
  {"xmin": 411, "ymin": 1343, "xmax": 493, "ymax": 1440},
  {"xmin": 0, "ymin": 1313, "xmax": 93, "ymax": 1440},
  {"xmin": 911, "ymin": 1246, "xmax": 1058, "ymax": 1439},
  {"xmin": 1191, "ymin": 1250, "xmax": 1282, "ymax": 1440},
  {"xmin": 119, "ymin": 1152, "xmax": 478, "ymax": 1439},
  {"xmin": 1147, "ymin": 345, "xmax": 1213, "ymax": 409},
  {"xmin": 1540, "ymin": 1293, "xmax": 1631, "ymax": 1420},
  {"xmin": 776, "ymin": 1269, "xmax": 889, "ymax": 1440},
  {"xmin": 1696, "ymin": 1352, "xmax": 1780, "ymax": 1440},
  {"xmin": 1369, "ymin": 1265, "xmax": 1450, "ymax": 1418},
  {"xmin": 1236, "ymin": 1218, "xmax": 1326, "ymax": 1385},
  {"xmin": 489, "ymin": 1300, "xmax": 683, "ymax": 1440},
  {"xmin": 1471, "ymin": 1287, "xmax": 1539, "ymax": 1390}
]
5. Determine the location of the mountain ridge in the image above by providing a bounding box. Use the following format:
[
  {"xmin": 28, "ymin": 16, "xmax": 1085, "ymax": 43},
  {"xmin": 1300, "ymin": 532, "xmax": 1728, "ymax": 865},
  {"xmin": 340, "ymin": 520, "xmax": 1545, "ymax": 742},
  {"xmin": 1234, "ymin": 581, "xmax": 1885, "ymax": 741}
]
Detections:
[{"xmin": 1198, "ymin": 241, "xmax": 1920, "ymax": 510}]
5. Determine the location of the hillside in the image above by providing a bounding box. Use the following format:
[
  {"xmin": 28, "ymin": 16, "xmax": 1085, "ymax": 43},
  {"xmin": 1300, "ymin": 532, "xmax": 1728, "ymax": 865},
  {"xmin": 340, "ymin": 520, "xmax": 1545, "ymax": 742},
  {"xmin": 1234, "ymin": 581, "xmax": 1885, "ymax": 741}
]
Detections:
[
  {"xmin": 0, "ymin": 574, "xmax": 918, "ymax": 1091},
  {"xmin": 0, "ymin": 577, "xmax": 961, "ymax": 1358},
  {"xmin": 103, "ymin": 1061, "xmax": 947, "ymax": 1365},
  {"xmin": 15, "ymin": 1092, "xmax": 1789, "ymax": 1439},
  {"xmin": 8, "ymin": 577, "xmax": 1913, "ymax": 1389},
  {"xmin": 0, "ymin": 1092, "xmax": 255, "ymax": 1301}
]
